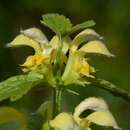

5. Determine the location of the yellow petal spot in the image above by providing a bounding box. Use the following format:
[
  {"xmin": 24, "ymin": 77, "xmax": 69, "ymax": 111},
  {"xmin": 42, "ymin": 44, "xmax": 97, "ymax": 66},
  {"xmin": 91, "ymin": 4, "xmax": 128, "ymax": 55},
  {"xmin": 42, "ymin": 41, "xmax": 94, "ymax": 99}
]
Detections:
[
  {"xmin": 76, "ymin": 60, "xmax": 89, "ymax": 75},
  {"xmin": 21, "ymin": 54, "xmax": 48, "ymax": 72},
  {"xmin": 75, "ymin": 58, "xmax": 94, "ymax": 78}
]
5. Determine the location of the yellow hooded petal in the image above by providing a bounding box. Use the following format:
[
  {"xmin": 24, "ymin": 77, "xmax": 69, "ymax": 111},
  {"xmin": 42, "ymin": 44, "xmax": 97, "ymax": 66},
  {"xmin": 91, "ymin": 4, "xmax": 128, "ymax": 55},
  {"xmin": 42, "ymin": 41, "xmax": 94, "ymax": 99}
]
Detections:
[
  {"xmin": 73, "ymin": 97, "xmax": 109, "ymax": 124},
  {"xmin": 79, "ymin": 40, "xmax": 115, "ymax": 57},
  {"xmin": 73, "ymin": 97, "xmax": 120, "ymax": 130},
  {"xmin": 20, "ymin": 27, "xmax": 48, "ymax": 45},
  {"xmin": 86, "ymin": 111, "xmax": 120, "ymax": 129},
  {"xmin": 9, "ymin": 34, "xmax": 42, "ymax": 54},
  {"xmin": 70, "ymin": 29, "xmax": 100, "ymax": 53},
  {"xmin": 50, "ymin": 112, "xmax": 78, "ymax": 130}
]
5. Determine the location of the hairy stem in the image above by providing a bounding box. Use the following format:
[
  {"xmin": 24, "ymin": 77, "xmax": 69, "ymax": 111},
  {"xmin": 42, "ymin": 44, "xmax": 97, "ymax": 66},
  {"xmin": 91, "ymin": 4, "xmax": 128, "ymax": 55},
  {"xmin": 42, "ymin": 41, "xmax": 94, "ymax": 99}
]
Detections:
[{"xmin": 90, "ymin": 78, "xmax": 130, "ymax": 103}]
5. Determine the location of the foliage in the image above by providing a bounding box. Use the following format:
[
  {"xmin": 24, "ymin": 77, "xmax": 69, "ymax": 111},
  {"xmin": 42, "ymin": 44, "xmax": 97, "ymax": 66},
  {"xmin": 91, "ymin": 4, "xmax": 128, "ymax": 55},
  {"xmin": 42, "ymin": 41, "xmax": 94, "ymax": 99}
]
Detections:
[{"xmin": 41, "ymin": 13, "xmax": 95, "ymax": 36}]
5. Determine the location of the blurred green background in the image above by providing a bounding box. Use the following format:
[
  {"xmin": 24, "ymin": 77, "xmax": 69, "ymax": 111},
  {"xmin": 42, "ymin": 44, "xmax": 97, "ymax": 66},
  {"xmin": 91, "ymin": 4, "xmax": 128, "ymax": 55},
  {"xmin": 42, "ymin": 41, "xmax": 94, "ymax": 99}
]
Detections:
[{"xmin": 0, "ymin": 0, "xmax": 130, "ymax": 130}]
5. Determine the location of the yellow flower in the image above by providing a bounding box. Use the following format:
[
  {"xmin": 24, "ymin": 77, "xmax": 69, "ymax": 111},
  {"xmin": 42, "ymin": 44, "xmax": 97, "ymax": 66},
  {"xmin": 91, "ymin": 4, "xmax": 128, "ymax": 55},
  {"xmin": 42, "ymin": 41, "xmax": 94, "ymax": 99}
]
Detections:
[
  {"xmin": 61, "ymin": 29, "xmax": 114, "ymax": 85},
  {"xmin": 8, "ymin": 28, "xmax": 53, "ymax": 72},
  {"xmin": 50, "ymin": 97, "xmax": 120, "ymax": 130},
  {"xmin": 8, "ymin": 28, "xmax": 70, "ymax": 73}
]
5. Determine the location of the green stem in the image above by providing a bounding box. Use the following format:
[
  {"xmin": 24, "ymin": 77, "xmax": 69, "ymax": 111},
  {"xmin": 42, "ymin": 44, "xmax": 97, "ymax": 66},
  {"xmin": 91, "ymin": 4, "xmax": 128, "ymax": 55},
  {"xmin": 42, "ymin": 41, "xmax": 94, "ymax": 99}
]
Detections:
[
  {"xmin": 54, "ymin": 36, "xmax": 63, "ymax": 79},
  {"xmin": 53, "ymin": 88, "xmax": 62, "ymax": 117},
  {"xmin": 90, "ymin": 78, "xmax": 130, "ymax": 103},
  {"xmin": 52, "ymin": 36, "xmax": 63, "ymax": 118}
]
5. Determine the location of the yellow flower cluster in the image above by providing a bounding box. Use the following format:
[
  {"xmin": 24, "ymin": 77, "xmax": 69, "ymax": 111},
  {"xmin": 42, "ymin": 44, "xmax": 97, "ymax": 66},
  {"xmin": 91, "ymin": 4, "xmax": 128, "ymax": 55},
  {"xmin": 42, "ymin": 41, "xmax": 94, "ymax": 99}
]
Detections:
[{"xmin": 9, "ymin": 27, "xmax": 114, "ymax": 86}]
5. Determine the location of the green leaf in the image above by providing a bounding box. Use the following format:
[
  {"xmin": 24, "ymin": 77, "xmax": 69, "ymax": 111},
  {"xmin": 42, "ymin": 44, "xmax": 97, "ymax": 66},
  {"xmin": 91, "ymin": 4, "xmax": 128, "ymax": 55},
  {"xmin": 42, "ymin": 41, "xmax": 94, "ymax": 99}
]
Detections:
[
  {"xmin": 41, "ymin": 13, "xmax": 72, "ymax": 36},
  {"xmin": 66, "ymin": 89, "xmax": 80, "ymax": 96},
  {"xmin": 0, "ymin": 73, "xmax": 43, "ymax": 102},
  {"xmin": 69, "ymin": 20, "xmax": 96, "ymax": 34},
  {"xmin": 36, "ymin": 101, "xmax": 52, "ymax": 120}
]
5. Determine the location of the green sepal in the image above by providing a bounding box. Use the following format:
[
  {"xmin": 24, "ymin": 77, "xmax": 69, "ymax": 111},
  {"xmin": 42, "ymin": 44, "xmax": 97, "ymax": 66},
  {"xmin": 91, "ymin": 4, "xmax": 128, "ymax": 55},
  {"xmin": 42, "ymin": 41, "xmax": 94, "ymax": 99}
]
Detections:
[{"xmin": 66, "ymin": 89, "xmax": 80, "ymax": 96}]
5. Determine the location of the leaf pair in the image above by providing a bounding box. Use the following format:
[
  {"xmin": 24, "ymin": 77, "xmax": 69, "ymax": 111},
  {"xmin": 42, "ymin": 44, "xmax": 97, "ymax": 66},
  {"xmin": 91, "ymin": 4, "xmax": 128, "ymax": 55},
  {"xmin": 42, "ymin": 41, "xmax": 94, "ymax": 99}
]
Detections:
[{"xmin": 41, "ymin": 13, "xmax": 95, "ymax": 36}]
